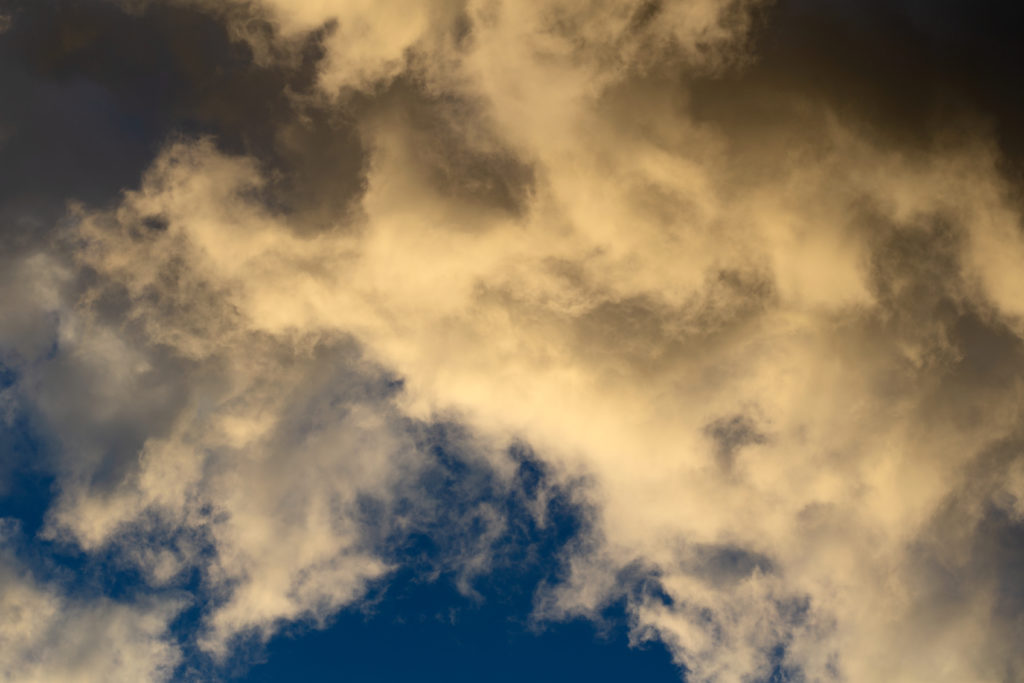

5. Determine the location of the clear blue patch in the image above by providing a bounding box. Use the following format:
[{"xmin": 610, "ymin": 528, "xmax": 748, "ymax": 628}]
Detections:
[{"xmin": 238, "ymin": 570, "xmax": 682, "ymax": 683}]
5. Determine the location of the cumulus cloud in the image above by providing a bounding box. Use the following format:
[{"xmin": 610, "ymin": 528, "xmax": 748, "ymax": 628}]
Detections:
[{"xmin": 3, "ymin": 0, "xmax": 1024, "ymax": 681}]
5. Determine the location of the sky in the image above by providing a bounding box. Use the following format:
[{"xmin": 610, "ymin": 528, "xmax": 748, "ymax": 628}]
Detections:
[{"xmin": 1, "ymin": 1, "xmax": 1023, "ymax": 681}]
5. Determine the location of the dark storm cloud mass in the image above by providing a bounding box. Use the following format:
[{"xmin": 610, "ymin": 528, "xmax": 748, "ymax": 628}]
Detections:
[{"xmin": 2, "ymin": 1, "xmax": 1024, "ymax": 681}]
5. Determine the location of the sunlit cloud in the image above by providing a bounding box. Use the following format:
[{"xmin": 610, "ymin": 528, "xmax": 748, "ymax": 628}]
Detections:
[{"xmin": 2, "ymin": 1, "xmax": 1023, "ymax": 681}]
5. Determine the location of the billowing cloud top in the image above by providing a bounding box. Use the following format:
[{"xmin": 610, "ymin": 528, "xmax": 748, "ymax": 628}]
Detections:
[{"xmin": 2, "ymin": 1, "xmax": 1024, "ymax": 681}]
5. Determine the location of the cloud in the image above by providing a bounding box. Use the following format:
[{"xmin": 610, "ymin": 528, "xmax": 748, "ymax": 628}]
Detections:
[
  {"xmin": 14, "ymin": 255, "xmax": 431, "ymax": 654},
  {"xmin": 3, "ymin": 1, "xmax": 1024, "ymax": 681},
  {"xmin": 2, "ymin": 138, "xmax": 521, "ymax": 657},
  {"xmin": 0, "ymin": 524, "xmax": 183, "ymax": 683}
]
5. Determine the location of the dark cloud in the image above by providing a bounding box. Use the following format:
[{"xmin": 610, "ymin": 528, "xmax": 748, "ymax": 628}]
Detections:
[
  {"xmin": 354, "ymin": 76, "xmax": 536, "ymax": 220},
  {"xmin": 703, "ymin": 414, "xmax": 767, "ymax": 472},
  {"xmin": 0, "ymin": 0, "xmax": 365, "ymax": 239},
  {"xmin": 859, "ymin": 207, "xmax": 1024, "ymax": 422},
  {"xmin": 908, "ymin": 436, "xmax": 1024, "ymax": 682},
  {"xmin": 688, "ymin": 0, "xmax": 1024, "ymax": 180},
  {"xmin": 27, "ymin": 330, "xmax": 194, "ymax": 493}
]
